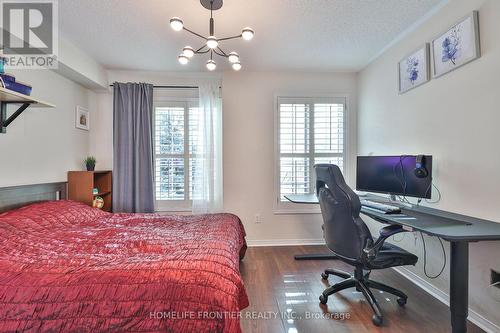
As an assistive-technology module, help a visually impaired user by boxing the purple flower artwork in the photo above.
[432,12,480,78]
[441,26,462,65]
[406,57,420,85]
[399,45,429,94]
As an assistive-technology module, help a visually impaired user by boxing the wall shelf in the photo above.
[0,87,55,134]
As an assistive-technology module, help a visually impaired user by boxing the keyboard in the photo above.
[360,200,401,214]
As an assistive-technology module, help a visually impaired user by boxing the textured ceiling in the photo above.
[59,0,444,72]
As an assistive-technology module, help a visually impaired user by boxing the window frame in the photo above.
[153,97,199,212]
[273,93,350,214]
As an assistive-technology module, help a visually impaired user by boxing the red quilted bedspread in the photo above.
[0,201,249,333]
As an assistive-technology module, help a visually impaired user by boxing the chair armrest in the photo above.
[379,224,405,238]
[363,225,407,262]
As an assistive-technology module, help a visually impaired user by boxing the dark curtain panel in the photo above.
[112,82,155,213]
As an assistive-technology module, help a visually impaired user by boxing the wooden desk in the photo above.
[285,193,500,333]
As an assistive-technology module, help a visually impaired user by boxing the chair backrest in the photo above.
[315,164,373,261]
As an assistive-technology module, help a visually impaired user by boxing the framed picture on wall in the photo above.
[398,44,430,94]
[431,11,480,78]
[75,106,90,131]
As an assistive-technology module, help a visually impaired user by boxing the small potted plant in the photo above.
[84,156,96,171]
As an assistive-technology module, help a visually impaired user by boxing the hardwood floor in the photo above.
[239,245,484,333]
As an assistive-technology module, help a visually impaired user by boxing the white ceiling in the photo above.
[59,0,444,72]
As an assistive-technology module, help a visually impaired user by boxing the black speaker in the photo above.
[414,155,429,178]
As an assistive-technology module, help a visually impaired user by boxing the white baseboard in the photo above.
[246,239,325,247]
[393,267,500,333]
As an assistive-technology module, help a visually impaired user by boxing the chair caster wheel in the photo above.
[397,297,407,306]
[372,315,383,326]
[321,272,329,280]
[319,294,328,304]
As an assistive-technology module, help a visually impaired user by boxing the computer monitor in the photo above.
[356,155,433,199]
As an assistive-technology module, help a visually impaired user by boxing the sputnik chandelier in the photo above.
[170,0,254,71]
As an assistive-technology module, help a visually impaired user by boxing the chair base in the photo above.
[319,267,408,326]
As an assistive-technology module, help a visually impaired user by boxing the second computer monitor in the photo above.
[356,155,432,199]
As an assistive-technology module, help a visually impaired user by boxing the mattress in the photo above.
[0,201,248,332]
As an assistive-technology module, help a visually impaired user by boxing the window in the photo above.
[275,96,347,211]
[154,100,201,211]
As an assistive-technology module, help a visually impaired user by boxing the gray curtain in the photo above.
[112,82,155,213]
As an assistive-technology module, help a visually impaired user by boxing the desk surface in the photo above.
[285,194,500,242]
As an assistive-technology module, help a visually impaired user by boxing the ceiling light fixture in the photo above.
[206,59,217,71]
[232,61,242,71]
[170,0,253,71]
[206,36,218,49]
[241,28,254,41]
[178,54,189,65]
[228,52,239,63]
[183,46,195,58]
[170,17,184,32]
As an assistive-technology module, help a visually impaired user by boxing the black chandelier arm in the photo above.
[213,49,227,58]
[216,46,228,56]
[196,49,211,54]
[195,45,210,54]
[213,47,229,58]
[182,27,207,40]
[217,34,243,42]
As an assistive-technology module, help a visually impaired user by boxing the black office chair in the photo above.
[315,164,418,326]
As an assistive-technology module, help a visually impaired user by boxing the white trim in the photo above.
[273,93,351,214]
[154,96,199,103]
[246,239,326,247]
[393,267,500,333]
[365,0,450,69]
[273,208,322,215]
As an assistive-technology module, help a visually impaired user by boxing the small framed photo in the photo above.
[75,106,89,131]
[398,44,430,94]
[431,11,480,78]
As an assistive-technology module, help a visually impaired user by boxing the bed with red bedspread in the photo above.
[0,200,248,333]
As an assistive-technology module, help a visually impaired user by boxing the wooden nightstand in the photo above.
[67,171,112,212]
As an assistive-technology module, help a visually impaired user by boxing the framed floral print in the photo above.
[431,11,480,78]
[398,44,430,94]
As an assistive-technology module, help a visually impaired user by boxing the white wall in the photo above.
[91,70,357,244]
[0,69,94,187]
[54,36,108,89]
[223,71,357,244]
[90,91,113,170]
[358,0,500,329]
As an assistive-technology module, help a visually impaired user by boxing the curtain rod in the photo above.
[109,84,199,89]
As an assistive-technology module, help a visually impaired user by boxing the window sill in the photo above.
[155,208,192,213]
[155,201,192,213]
